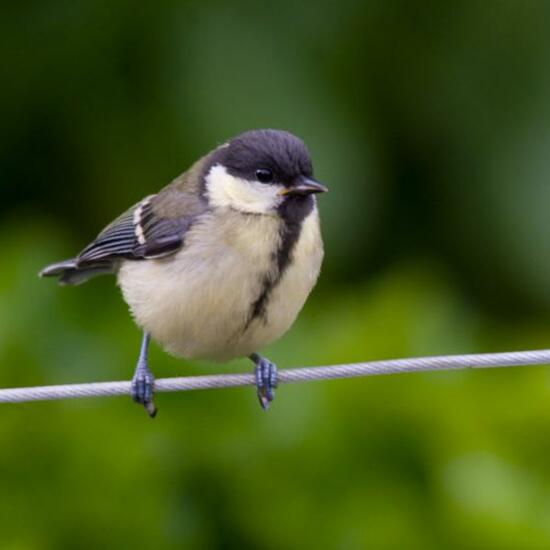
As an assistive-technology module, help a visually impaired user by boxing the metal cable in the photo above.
[0,349,549,404]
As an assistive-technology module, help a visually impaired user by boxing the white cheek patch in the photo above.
[206,164,283,214]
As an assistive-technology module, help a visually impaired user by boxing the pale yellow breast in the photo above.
[117,208,323,362]
[240,209,323,354]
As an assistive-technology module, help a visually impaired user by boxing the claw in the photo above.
[145,401,158,418]
[250,354,278,410]
[131,367,157,417]
[131,332,157,418]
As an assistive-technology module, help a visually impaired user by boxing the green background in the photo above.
[3,1,550,548]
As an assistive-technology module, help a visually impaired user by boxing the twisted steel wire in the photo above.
[0,349,548,404]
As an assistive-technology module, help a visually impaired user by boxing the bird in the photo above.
[40,129,327,417]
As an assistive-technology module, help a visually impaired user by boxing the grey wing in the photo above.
[41,158,210,285]
[78,195,195,265]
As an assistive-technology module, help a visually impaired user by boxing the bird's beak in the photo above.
[278,177,329,196]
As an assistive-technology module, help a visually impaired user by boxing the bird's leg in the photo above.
[249,353,278,410]
[131,332,157,418]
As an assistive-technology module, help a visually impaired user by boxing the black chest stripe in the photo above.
[245,196,315,329]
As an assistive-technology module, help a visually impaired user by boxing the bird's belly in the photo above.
[118,216,322,360]
[119,252,261,360]
[117,211,322,362]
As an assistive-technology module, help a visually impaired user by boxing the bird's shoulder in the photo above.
[77,156,211,265]
[151,154,210,218]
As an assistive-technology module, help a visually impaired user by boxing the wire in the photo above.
[0,349,549,404]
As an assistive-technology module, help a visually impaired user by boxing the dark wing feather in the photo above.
[78,208,138,262]
[40,154,211,285]
[78,192,205,266]
[77,155,210,267]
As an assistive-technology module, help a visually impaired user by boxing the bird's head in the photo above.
[204,129,328,215]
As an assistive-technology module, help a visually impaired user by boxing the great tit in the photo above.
[41,129,327,417]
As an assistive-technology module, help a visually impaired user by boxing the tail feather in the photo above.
[39,259,114,286]
[40,259,78,277]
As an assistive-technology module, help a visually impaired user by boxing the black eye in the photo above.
[255,169,274,184]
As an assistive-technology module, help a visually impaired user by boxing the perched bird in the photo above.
[40,129,327,417]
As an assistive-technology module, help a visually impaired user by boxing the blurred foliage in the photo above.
[3,1,550,548]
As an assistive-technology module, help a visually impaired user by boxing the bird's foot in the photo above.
[131,360,157,418]
[250,354,278,410]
